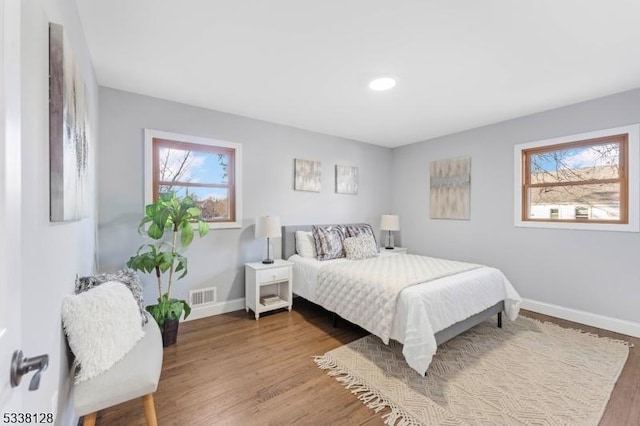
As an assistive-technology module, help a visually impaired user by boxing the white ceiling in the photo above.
[75,0,640,148]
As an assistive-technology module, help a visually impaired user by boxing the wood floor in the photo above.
[95,299,639,426]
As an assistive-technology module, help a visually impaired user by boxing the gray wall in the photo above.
[98,87,392,305]
[392,88,640,324]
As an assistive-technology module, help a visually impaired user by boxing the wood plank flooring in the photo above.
[95,299,639,426]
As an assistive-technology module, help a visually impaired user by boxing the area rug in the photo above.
[314,316,629,425]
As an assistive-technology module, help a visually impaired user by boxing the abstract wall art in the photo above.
[294,159,321,192]
[49,23,90,221]
[430,156,471,219]
[335,165,358,194]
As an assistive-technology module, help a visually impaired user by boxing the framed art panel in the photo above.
[294,159,321,192]
[430,156,471,219]
[49,23,90,221]
[335,165,358,194]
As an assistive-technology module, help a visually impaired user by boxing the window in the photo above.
[524,134,627,223]
[144,129,243,229]
[515,124,639,232]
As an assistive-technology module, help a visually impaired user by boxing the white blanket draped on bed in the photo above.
[316,254,482,344]
[310,254,521,375]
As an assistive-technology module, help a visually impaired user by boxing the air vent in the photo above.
[189,287,217,307]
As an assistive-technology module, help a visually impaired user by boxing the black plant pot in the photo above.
[161,319,179,347]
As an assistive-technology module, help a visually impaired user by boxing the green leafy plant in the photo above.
[127,193,209,327]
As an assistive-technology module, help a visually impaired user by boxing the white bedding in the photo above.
[316,254,485,346]
[289,254,521,374]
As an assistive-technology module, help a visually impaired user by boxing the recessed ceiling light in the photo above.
[368,76,396,91]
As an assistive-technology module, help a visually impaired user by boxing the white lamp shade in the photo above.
[380,215,400,231]
[255,216,281,238]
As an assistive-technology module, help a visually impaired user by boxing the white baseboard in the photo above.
[183,298,245,322]
[522,298,640,338]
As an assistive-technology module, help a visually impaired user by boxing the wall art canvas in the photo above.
[430,156,471,219]
[49,23,90,221]
[294,159,321,192]
[335,165,358,194]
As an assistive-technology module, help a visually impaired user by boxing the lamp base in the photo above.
[262,259,275,264]
[385,246,394,250]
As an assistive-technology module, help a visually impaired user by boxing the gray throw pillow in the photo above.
[312,225,346,260]
[345,224,378,247]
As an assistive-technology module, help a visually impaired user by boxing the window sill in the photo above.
[515,219,639,232]
[206,221,243,230]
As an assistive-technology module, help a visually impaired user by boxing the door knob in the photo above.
[10,350,49,391]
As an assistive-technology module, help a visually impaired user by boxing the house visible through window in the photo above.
[145,130,243,229]
[574,206,589,220]
[515,124,639,232]
[522,134,628,224]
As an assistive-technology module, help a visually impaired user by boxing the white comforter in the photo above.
[289,254,521,375]
[315,255,482,345]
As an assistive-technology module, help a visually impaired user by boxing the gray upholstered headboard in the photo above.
[281,223,371,259]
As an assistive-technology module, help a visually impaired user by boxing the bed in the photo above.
[282,223,522,375]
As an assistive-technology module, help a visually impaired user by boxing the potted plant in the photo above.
[127,193,209,346]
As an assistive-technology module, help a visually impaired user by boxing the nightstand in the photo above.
[245,259,293,320]
[379,247,408,256]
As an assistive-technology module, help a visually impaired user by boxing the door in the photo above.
[0,0,23,413]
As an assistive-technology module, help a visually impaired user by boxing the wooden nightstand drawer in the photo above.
[257,267,290,284]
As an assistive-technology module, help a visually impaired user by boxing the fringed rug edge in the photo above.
[313,353,423,426]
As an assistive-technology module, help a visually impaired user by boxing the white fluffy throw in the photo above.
[62,281,145,383]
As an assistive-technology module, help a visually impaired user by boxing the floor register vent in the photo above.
[190,287,217,307]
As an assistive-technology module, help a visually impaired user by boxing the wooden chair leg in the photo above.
[82,412,97,426]
[142,393,158,426]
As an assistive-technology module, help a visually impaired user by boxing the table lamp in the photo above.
[380,214,400,249]
[255,216,281,264]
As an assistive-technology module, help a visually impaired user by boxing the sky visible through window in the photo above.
[531,143,619,174]
[159,147,229,200]
[159,148,227,183]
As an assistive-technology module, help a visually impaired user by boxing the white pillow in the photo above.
[343,235,379,260]
[295,231,317,258]
[61,281,145,383]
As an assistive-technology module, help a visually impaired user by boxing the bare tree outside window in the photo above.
[153,138,236,223]
[522,135,628,224]
[158,148,196,188]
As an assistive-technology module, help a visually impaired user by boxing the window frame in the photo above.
[144,129,243,229]
[514,124,639,232]
[522,134,628,225]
